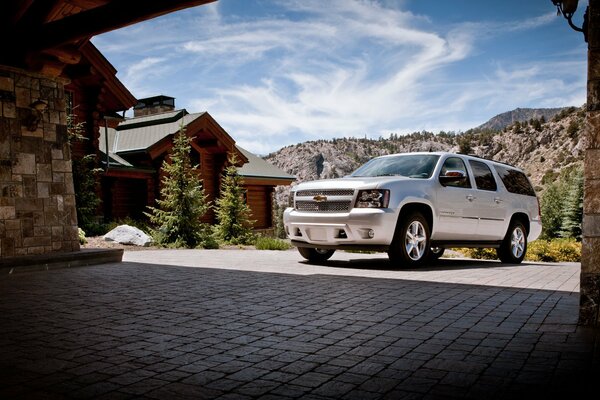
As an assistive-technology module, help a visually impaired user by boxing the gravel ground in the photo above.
[81,236,257,251]
[81,236,160,251]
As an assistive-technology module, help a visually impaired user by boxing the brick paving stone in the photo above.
[0,251,598,399]
[118,377,169,395]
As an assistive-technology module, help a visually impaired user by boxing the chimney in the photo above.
[133,95,176,117]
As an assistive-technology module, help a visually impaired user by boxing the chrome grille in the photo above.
[295,201,352,213]
[296,189,355,197]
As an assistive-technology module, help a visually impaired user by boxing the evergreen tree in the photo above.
[273,200,286,239]
[214,152,255,245]
[559,167,584,240]
[540,182,564,239]
[145,124,212,248]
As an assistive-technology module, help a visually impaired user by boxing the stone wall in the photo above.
[582,0,600,326]
[0,65,80,258]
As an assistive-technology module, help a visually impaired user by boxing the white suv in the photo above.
[284,152,542,266]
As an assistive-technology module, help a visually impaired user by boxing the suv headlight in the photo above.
[355,189,390,208]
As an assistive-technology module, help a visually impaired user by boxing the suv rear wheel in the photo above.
[298,247,335,263]
[388,211,430,267]
[497,220,527,264]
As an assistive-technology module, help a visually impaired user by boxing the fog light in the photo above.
[368,229,375,238]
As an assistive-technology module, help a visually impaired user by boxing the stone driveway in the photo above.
[0,250,598,399]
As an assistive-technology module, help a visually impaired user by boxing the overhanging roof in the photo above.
[1,0,217,73]
[236,146,295,182]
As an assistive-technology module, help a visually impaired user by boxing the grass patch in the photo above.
[254,236,293,250]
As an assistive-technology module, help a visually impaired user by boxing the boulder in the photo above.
[104,225,153,247]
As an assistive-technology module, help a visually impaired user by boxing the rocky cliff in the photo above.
[266,106,585,203]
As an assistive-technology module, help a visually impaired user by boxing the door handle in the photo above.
[466,195,476,202]
[494,197,503,204]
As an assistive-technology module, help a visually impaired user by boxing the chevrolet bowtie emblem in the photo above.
[313,195,328,202]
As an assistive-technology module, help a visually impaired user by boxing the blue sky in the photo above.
[92,0,588,155]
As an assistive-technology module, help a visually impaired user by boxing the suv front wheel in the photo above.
[298,247,335,263]
[497,220,527,264]
[388,211,430,267]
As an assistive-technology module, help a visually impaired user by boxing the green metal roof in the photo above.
[98,109,295,182]
[236,146,295,181]
[112,112,204,153]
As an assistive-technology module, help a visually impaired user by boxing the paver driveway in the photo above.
[0,250,597,399]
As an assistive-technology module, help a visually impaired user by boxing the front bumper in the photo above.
[283,207,398,247]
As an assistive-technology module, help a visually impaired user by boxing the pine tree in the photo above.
[273,200,286,239]
[559,167,584,240]
[214,152,255,245]
[145,124,212,248]
[540,182,565,239]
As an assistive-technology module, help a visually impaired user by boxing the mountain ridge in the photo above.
[265,105,585,203]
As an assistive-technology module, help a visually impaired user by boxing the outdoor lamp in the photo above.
[24,100,48,131]
[552,0,588,41]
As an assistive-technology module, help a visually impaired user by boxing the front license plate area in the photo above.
[307,228,327,241]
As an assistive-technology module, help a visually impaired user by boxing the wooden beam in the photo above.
[15,0,63,27]
[29,0,217,52]
[44,45,82,64]
[1,0,34,27]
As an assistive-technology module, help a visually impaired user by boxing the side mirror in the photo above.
[439,170,467,186]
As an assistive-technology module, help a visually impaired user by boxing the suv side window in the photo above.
[469,160,497,191]
[494,165,536,196]
[440,157,471,188]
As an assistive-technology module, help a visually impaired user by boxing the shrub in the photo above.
[458,239,581,263]
[527,239,581,262]
[255,236,292,250]
[78,228,87,245]
[459,248,497,260]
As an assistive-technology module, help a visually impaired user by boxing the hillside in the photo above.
[475,107,564,131]
[266,106,585,203]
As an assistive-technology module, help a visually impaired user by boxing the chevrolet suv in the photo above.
[284,152,542,266]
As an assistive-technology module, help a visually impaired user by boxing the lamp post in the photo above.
[552,0,589,41]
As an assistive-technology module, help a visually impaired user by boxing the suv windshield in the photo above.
[351,154,440,178]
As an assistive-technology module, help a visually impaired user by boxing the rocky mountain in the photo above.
[475,107,564,131]
[266,106,586,204]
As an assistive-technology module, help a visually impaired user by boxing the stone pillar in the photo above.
[582,0,600,325]
[0,65,80,258]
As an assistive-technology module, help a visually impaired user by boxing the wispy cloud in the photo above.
[94,0,586,154]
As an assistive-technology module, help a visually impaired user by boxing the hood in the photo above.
[292,176,412,191]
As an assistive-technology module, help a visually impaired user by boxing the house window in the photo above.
[190,149,201,169]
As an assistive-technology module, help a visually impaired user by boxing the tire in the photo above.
[388,211,430,267]
[497,220,527,264]
[428,247,445,261]
[298,247,335,263]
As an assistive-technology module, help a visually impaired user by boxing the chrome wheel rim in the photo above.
[405,221,427,261]
[510,227,525,258]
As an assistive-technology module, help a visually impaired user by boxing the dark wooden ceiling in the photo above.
[1,0,216,75]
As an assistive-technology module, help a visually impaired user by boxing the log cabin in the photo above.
[99,95,295,230]
[0,0,217,258]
